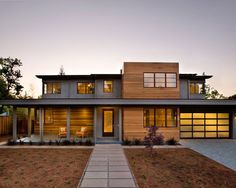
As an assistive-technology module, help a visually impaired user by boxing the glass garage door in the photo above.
[180,113,230,138]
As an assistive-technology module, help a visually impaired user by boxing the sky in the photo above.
[0,0,235,97]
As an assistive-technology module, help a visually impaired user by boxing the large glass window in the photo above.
[144,73,155,87]
[77,82,95,94]
[144,108,177,127]
[104,80,113,93]
[43,83,61,94]
[190,82,204,95]
[144,73,177,88]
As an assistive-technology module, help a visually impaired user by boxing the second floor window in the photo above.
[190,82,204,95]
[77,82,95,94]
[104,80,113,93]
[144,73,177,88]
[44,83,61,94]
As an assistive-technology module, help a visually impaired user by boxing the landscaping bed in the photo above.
[0,148,92,188]
[125,148,236,188]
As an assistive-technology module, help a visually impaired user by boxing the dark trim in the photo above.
[102,109,114,137]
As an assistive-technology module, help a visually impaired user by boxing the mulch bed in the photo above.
[0,149,92,188]
[125,148,236,188]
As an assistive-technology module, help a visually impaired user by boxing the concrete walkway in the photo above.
[78,144,137,188]
[180,139,236,171]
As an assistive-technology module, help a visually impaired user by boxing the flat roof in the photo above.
[179,74,212,80]
[1,99,236,107]
[36,74,122,80]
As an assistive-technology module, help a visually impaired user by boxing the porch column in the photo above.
[13,106,17,141]
[39,108,44,142]
[93,107,97,144]
[28,108,32,137]
[66,107,70,140]
[119,107,122,142]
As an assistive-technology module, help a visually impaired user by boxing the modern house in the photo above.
[1,62,236,143]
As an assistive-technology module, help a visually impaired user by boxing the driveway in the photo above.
[180,139,236,171]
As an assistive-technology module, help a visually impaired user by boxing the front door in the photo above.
[103,109,114,137]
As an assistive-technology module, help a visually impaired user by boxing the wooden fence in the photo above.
[0,116,12,135]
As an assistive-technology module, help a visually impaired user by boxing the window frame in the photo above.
[143,72,177,88]
[143,107,177,128]
[103,80,113,93]
[43,82,61,94]
[77,82,95,94]
[189,81,205,95]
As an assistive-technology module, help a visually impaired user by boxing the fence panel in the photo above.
[0,116,12,135]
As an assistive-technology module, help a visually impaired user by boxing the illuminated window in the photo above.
[43,83,61,94]
[144,73,177,88]
[104,80,113,93]
[190,82,204,95]
[44,108,53,124]
[77,83,95,94]
[144,108,177,127]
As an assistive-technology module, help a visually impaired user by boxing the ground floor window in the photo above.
[144,108,177,127]
[180,112,230,138]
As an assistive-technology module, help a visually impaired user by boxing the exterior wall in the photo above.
[123,107,180,141]
[122,63,180,99]
[95,79,121,98]
[96,107,120,139]
[42,79,121,99]
[180,79,189,99]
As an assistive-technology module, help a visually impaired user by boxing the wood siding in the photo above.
[0,116,12,135]
[34,107,93,136]
[123,107,180,141]
[122,62,180,99]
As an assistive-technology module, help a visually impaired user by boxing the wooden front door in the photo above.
[103,109,114,137]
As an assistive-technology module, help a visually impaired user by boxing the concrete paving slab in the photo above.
[84,172,108,179]
[109,179,136,187]
[89,161,108,166]
[109,161,128,166]
[109,165,130,172]
[87,165,108,172]
[109,172,133,179]
[80,179,108,187]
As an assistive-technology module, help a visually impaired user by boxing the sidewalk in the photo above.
[78,144,137,188]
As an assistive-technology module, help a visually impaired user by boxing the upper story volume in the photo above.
[36,62,212,99]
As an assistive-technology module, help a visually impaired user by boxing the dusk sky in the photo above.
[0,0,235,97]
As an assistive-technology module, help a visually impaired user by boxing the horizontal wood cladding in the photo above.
[34,107,93,136]
[123,107,179,141]
[122,62,180,99]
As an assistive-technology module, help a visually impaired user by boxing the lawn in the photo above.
[0,149,92,188]
[125,148,236,188]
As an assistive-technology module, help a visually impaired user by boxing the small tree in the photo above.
[144,126,164,156]
[205,84,226,99]
[228,94,236,100]
[0,57,24,97]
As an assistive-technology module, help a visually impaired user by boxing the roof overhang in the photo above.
[1,99,236,107]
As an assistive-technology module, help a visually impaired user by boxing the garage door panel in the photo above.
[180,113,230,139]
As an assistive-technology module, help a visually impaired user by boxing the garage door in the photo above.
[180,113,230,138]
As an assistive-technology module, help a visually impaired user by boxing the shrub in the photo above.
[166,138,178,145]
[55,140,60,145]
[85,139,93,146]
[48,140,53,145]
[29,140,33,145]
[62,140,71,145]
[38,141,45,145]
[7,139,15,145]
[133,138,142,145]
[19,140,24,145]
[123,138,131,145]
